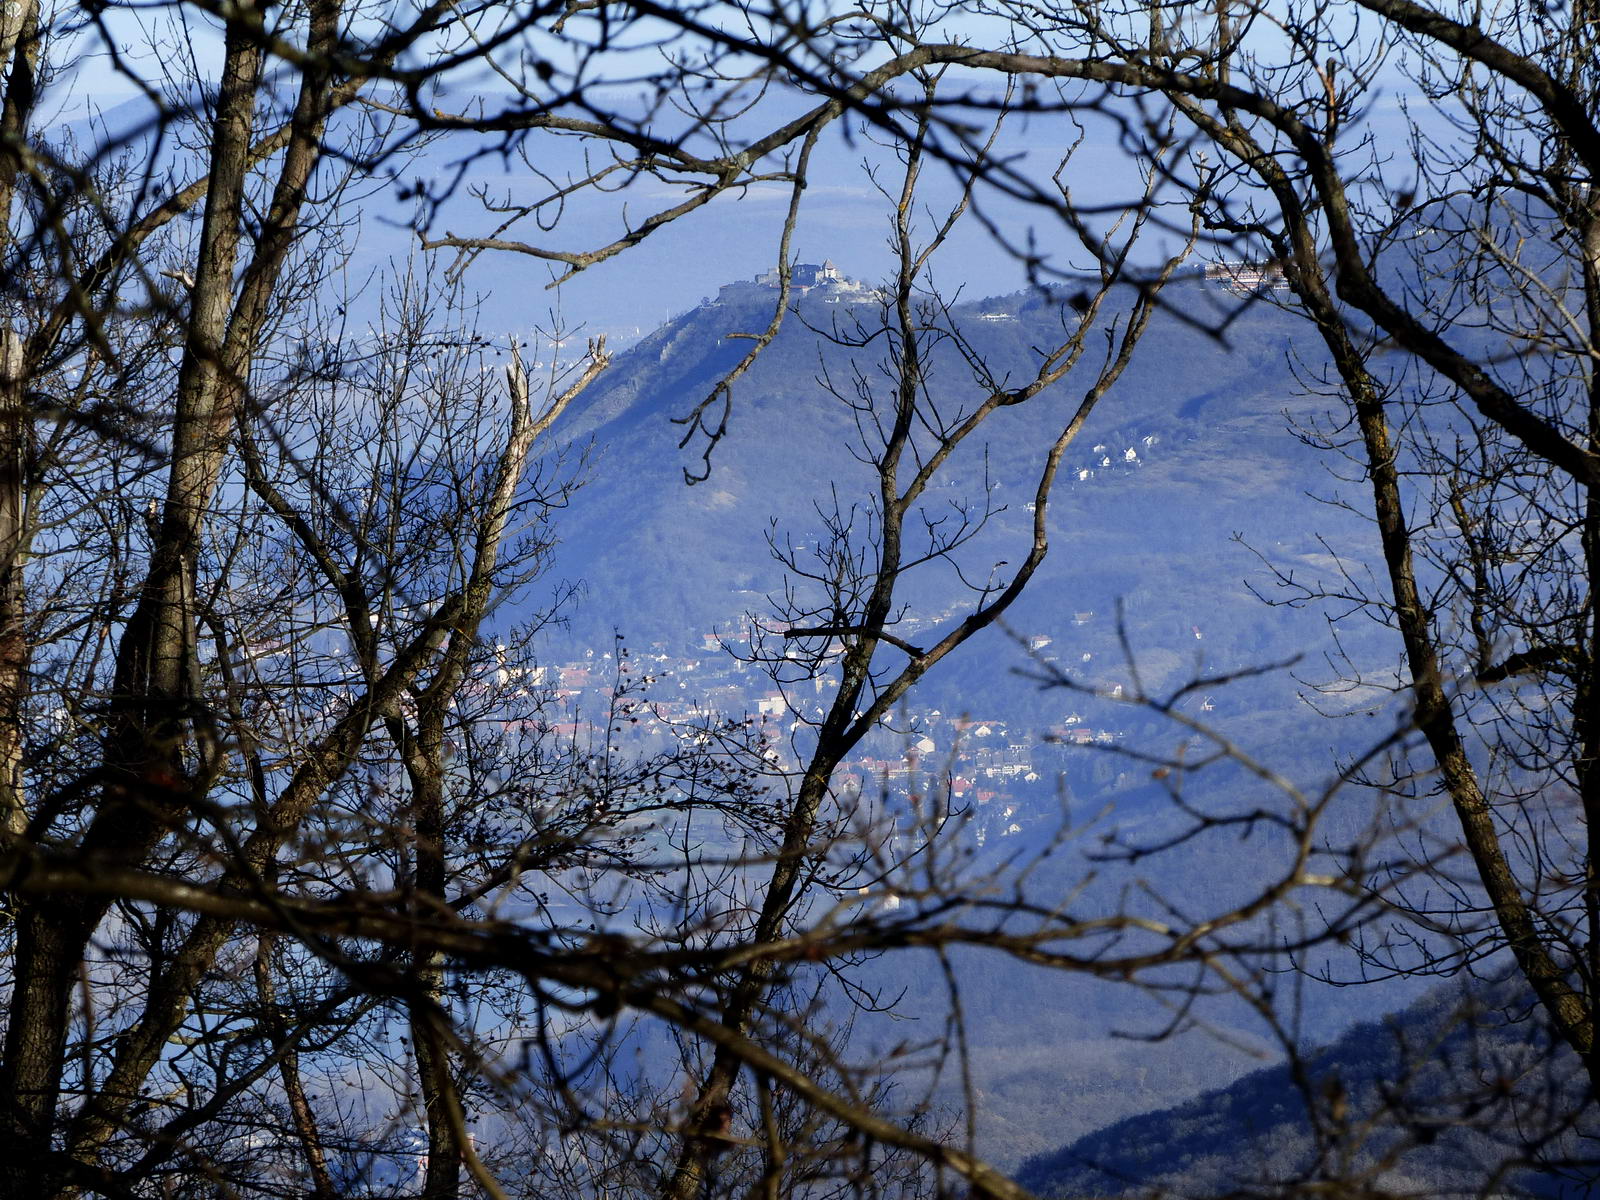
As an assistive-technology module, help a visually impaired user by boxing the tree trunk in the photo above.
[0,22,264,1189]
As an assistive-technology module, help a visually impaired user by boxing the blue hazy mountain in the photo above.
[544,272,1383,686]
[529,273,1439,1169]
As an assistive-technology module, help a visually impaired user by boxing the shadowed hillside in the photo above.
[1017,982,1597,1198]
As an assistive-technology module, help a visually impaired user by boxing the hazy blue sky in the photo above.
[57,5,1428,348]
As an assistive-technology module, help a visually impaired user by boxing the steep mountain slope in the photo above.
[543,278,1385,696]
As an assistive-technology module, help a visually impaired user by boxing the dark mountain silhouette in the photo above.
[1016,980,1597,1198]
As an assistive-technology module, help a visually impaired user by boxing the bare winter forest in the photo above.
[1,1,1600,1197]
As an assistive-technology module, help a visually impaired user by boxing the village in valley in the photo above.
[512,601,1149,852]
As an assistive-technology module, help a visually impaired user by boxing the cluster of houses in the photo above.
[1070,435,1161,484]
[485,589,1150,850]
[1203,259,1291,293]
[511,644,1069,829]
[256,596,1138,856]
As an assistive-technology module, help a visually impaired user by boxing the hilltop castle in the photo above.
[716,260,876,304]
